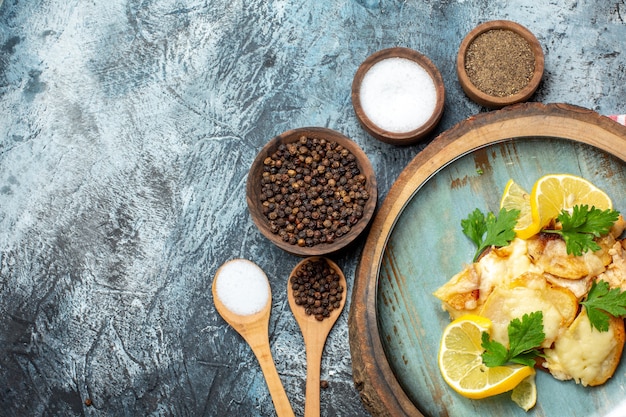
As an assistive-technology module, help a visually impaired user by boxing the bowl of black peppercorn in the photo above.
[246,127,377,257]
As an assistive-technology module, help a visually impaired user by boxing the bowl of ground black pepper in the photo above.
[246,127,377,257]
[457,20,544,108]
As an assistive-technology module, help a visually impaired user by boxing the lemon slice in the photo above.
[500,179,541,239]
[511,374,537,411]
[438,315,535,400]
[530,174,612,230]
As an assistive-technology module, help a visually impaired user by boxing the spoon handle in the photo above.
[303,338,325,417]
[247,334,296,417]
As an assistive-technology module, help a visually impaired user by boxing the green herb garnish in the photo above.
[581,280,626,332]
[542,205,620,256]
[481,311,545,368]
[461,207,519,262]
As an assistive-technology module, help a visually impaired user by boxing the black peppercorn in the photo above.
[259,135,369,247]
[290,258,344,321]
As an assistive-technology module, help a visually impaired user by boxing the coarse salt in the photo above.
[214,259,270,316]
[359,57,437,133]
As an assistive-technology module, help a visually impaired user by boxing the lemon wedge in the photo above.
[500,179,541,239]
[511,373,537,411]
[530,173,612,230]
[438,315,535,399]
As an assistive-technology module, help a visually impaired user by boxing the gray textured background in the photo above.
[1,1,625,416]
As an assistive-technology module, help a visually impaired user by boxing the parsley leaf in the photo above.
[581,280,626,332]
[481,311,545,368]
[543,205,620,256]
[461,208,488,248]
[461,208,519,262]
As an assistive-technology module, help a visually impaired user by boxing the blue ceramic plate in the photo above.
[350,104,626,417]
[378,136,626,416]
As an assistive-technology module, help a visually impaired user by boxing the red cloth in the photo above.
[609,114,626,125]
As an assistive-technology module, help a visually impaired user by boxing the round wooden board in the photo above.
[348,102,626,417]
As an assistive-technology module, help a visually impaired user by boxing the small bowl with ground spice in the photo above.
[457,20,544,108]
[352,47,445,145]
[246,127,377,257]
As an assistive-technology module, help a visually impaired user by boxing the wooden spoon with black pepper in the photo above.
[287,256,347,417]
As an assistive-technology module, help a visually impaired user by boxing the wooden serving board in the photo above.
[348,103,626,417]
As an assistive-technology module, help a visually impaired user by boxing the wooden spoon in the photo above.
[212,260,295,417]
[287,257,347,417]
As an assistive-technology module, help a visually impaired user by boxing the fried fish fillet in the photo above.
[479,272,578,348]
[543,308,625,386]
[526,215,625,281]
[543,273,593,300]
[434,220,626,387]
[526,233,614,280]
[433,238,532,317]
[596,241,626,291]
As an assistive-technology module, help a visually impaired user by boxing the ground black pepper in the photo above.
[464,29,535,97]
[290,258,344,321]
[260,135,369,247]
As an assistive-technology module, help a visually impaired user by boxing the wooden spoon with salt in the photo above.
[212,259,295,417]
[287,257,347,417]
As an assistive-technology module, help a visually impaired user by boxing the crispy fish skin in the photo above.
[432,263,480,315]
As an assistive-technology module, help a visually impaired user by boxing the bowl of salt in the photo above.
[351,47,445,145]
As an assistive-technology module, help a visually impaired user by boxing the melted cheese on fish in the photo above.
[476,238,535,302]
[433,238,532,316]
[434,216,626,388]
[544,310,623,386]
[479,273,577,348]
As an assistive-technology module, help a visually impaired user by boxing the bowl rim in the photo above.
[351,47,445,145]
[246,126,378,257]
[456,20,545,108]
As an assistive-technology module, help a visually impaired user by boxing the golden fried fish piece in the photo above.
[543,273,593,300]
[526,233,615,280]
[433,238,532,318]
